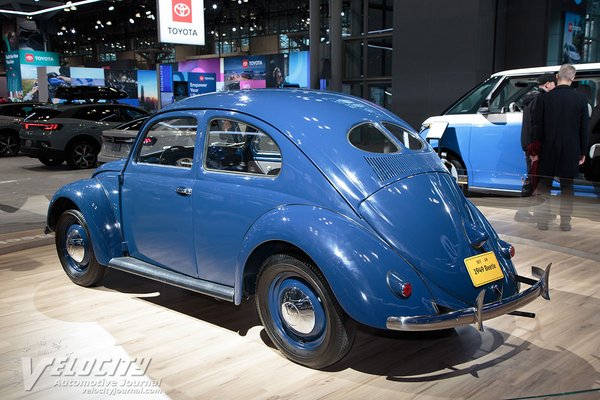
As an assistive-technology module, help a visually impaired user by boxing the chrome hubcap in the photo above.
[280,286,316,334]
[66,226,86,263]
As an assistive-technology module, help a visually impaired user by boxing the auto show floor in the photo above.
[1,195,599,400]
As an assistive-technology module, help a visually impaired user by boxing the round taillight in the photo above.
[401,282,412,298]
[509,245,515,258]
[387,270,412,299]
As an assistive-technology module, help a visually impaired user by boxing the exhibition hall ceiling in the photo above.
[1,0,313,57]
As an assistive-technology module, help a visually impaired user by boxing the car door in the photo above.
[192,111,285,286]
[467,75,534,192]
[121,111,201,277]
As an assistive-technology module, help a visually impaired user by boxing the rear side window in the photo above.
[74,107,119,122]
[348,123,399,153]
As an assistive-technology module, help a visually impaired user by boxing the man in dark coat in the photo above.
[533,64,589,231]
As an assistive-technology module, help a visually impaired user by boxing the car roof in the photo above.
[162,89,430,201]
[165,88,410,141]
[491,62,600,77]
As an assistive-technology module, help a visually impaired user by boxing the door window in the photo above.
[488,77,537,113]
[205,118,282,176]
[136,117,197,168]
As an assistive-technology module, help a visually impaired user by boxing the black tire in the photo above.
[55,210,105,287]
[256,254,356,369]
[66,140,98,169]
[0,131,19,157]
[39,157,64,167]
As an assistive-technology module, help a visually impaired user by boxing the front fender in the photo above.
[47,175,123,266]
[238,205,437,329]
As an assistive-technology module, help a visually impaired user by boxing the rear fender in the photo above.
[238,205,437,329]
[47,176,123,265]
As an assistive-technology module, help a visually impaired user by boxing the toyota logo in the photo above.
[25,54,34,62]
[173,3,190,17]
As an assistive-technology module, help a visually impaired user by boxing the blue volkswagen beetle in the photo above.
[46,90,551,369]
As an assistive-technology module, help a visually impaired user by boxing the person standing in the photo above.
[533,64,589,231]
[514,73,557,222]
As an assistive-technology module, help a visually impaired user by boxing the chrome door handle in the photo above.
[175,187,192,196]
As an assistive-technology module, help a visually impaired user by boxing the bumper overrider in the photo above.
[387,264,551,332]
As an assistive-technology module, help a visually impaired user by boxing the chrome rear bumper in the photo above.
[386,264,551,332]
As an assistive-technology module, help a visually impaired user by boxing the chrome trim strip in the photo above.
[109,256,235,302]
[386,264,551,331]
[468,186,523,195]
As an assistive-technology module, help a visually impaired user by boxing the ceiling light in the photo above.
[106,21,112,25]
[129,18,134,23]
[108,6,114,11]
[1,0,102,16]
[135,13,140,17]
[146,10,151,15]
[212,4,217,9]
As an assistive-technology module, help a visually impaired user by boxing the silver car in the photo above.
[98,117,147,163]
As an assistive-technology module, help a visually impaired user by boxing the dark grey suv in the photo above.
[0,102,42,157]
[20,103,149,169]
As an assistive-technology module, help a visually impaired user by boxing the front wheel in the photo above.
[55,210,105,287]
[256,254,356,369]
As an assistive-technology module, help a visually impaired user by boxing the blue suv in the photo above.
[421,63,600,195]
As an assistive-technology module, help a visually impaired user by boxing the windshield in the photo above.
[445,76,501,115]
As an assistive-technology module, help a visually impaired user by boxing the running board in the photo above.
[108,257,234,302]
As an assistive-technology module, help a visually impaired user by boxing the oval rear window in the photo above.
[348,123,399,153]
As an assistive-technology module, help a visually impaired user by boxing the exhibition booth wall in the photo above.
[3,50,310,112]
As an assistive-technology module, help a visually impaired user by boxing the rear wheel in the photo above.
[256,254,356,369]
[39,157,64,167]
[0,131,19,156]
[66,140,97,169]
[55,210,105,287]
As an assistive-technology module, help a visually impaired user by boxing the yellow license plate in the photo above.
[464,251,504,287]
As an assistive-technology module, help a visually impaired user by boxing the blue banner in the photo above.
[188,72,216,95]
